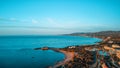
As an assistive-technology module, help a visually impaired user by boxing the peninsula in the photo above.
[35,31,120,68]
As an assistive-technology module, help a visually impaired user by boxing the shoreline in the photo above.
[53,50,75,68]
[34,47,75,68]
[34,31,120,68]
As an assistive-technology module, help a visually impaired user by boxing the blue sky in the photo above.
[0,0,120,35]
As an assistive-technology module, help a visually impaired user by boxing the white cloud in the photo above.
[9,18,16,21]
[31,19,38,23]
[46,18,54,23]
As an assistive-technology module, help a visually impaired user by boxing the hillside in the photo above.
[66,31,120,42]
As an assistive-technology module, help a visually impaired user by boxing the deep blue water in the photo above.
[0,35,101,68]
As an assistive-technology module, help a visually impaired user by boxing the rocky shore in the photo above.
[34,31,120,68]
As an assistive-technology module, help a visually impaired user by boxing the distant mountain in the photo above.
[66,31,120,39]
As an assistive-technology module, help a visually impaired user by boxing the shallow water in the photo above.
[0,35,101,68]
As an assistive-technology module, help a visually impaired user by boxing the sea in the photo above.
[0,35,101,68]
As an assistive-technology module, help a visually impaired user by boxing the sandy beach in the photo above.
[53,50,75,68]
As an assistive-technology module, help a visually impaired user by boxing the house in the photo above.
[112,44,120,48]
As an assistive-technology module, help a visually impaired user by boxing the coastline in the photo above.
[53,50,75,68]
[34,31,120,68]
[34,47,75,68]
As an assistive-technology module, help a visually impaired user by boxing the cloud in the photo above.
[0,17,36,23]
[46,18,54,23]
[9,18,16,21]
[31,19,38,23]
[0,17,109,32]
[0,17,23,23]
[0,17,12,22]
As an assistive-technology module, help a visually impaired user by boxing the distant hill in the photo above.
[66,31,120,40]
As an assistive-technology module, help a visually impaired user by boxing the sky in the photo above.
[0,0,120,35]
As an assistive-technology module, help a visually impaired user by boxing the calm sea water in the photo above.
[0,35,101,68]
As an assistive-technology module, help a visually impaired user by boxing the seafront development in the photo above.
[35,31,120,68]
[0,0,120,68]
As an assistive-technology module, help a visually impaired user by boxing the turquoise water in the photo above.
[0,35,101,68]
